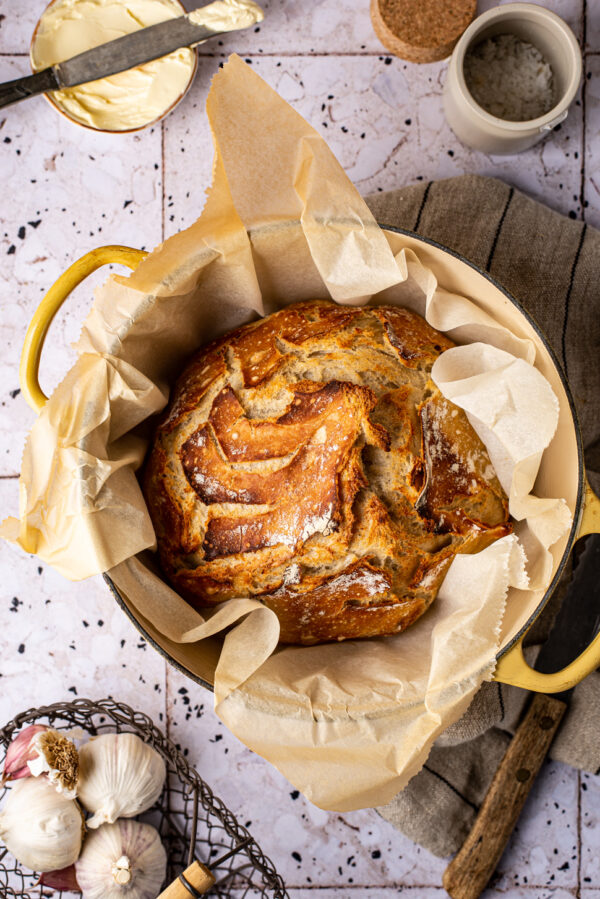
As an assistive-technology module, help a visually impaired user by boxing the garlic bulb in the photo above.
[0,776,84,871]
[75,820,167,899]
[77,733,166,828]
[3,725,79,797]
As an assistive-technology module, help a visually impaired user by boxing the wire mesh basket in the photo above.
[0,698,288,898]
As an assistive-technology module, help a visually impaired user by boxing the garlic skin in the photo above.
[3,724,48,781]
[77,733,166,828]
[0,777,84,871]
[39,864,81,892]
[75,820,167,899]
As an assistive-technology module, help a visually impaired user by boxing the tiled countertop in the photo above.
[1,1,598,896]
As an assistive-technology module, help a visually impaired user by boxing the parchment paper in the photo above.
[1,55,571,810]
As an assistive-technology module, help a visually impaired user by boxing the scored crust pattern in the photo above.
[143,301,511,645]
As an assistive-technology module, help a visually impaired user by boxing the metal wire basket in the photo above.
[0,698,288,898]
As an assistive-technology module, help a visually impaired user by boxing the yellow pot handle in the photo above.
[19,245,147,414]
[494,477,600,692]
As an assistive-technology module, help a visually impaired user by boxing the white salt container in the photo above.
[443,2,582,155]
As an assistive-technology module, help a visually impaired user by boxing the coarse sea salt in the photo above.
[464,33,555,122]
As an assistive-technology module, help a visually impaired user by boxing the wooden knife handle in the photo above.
[442,692,567,899]
[157,861,215,898]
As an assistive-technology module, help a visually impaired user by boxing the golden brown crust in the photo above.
[143,300,511,645]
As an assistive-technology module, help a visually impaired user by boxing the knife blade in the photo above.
[0,4,250,110]
[443,532,600,899]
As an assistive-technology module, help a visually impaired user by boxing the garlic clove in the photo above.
[75,820,167,899]
[77,733,165,829]
[3,724,48,782]
[111,855,132,885]
[0,776,85,872]
[27,729,79,798]
[39,864,81,892]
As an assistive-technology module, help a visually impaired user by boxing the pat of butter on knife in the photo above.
[189,0,264,31]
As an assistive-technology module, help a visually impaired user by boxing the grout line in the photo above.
[284,887,445,892]
[195,50,395,57]
[581,0,588,223]
[0,474,19,480]
[159,115,170,749]
[283,885,582,892]
[195,49,600,58]
[0,50,391,58]
[165,656,171,743]
[161,118,166,245]
[0,49,599,59]
[577,770,582,899]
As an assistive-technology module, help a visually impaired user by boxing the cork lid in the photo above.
[370,0,477,64]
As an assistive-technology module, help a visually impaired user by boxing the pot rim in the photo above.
[107,222,585,693]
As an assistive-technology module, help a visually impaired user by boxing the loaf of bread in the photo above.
[143,301,511,644]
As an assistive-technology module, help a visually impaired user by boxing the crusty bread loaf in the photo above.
[143,301,510,644]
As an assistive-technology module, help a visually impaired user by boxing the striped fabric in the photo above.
[365,175,600,858]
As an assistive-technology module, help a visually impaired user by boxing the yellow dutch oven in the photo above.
[19,230,600,695]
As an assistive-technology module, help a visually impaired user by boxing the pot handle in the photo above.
[19,245,147,413]
[494,477,600,692]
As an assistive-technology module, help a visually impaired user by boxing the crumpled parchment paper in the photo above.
[1,55,572,810]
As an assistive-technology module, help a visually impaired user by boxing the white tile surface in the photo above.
[482,891,578,899]
[0,479,167,725]
[493,762,579,890]
[0,54,164,475]
[581,771,600,887]
[0,6,40,54]
[585,4,600,53]
[188,0,382,55]
[0,0,598,895]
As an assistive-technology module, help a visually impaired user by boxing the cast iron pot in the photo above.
[19,225,600,695]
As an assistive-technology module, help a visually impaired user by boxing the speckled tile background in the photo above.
[0,0,599,896]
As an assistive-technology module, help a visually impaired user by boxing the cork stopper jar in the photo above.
[370,0,476,64]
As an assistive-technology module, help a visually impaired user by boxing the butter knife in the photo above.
[0,4,257,109]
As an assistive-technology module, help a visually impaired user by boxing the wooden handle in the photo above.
[157,861,216,898]
[442,692,567,899]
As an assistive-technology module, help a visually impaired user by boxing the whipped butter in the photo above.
[31,0,197,131]
[189,0,264,32]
